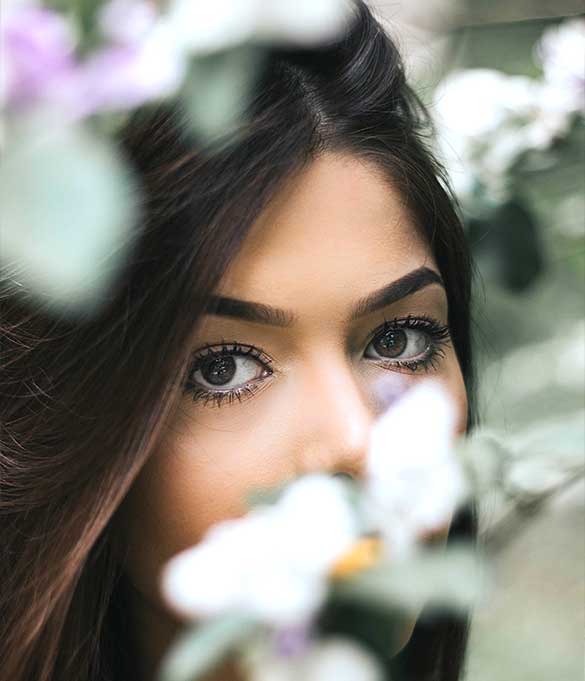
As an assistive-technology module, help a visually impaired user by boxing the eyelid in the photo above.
[191,340,274,369]
[361,314,451,370]
[363,314,448,346]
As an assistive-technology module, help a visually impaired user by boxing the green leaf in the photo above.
[0,113,138,318]
[182,45,264,142]
[504,410,585,500]
[158,614,259,681]
[332,545,485,614]
[457,430,511,495]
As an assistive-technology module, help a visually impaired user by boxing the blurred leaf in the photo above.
[43,0,102,53]
[332,545,485,614]
[158,614,259,681]
[0,113,138,317]
[458,431,511,496]
[182,45,264,142]
[505,410,585,500]
[510,410,585,466]
[75,0,103,52]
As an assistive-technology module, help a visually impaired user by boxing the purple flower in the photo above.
[78,1,184,115]
[1,1,183,118]
[75,36,184,117]
[1,5,77,108]
[272,621,315,658]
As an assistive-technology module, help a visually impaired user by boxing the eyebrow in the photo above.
[205,266,443,327]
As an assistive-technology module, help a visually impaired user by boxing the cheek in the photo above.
[121,399,296,605]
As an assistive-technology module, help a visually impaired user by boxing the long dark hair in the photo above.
[0,3,475,680]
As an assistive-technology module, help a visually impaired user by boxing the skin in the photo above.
[121,152,468,681]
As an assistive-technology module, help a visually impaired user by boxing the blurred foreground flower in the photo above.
[1,0,353,118]
[242,636,384,681]
[166,0,352,54]
[0,4,78,110]
[162,474,359,626]
[0,0,353,316]
[365,381,467,559]
[158,382,479,681]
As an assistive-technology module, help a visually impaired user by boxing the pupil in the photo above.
[374,329,407,358]
[202,355,236,386]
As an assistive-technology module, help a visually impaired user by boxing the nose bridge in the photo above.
[296,351,375,478]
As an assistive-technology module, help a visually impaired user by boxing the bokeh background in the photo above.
[373,1,584,679]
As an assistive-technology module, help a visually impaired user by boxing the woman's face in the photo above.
[122,152,468,667]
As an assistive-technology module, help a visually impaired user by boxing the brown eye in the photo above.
[183,342,276,407]
[190,352,269,391]
[372,329,408,358]
[200,355,237,386]
[365,327,430,362]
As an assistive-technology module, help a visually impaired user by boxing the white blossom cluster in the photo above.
[433,18,585,207]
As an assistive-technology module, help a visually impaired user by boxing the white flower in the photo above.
[254,0,353,46]
[165,0,352,55]
[364,381,467,560]
[433,62,583,204]
[522,80,577,148]
[433,69,541,203]
[98,0,158,45]
[75,21,186,116]
[243,636,384,681]
[434,69,538,141]
[161,474,358,626]
[163,0,258,54]
[535,17,585,111]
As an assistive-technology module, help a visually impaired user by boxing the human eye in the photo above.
[183,341,274,408]
[363,315,451,373]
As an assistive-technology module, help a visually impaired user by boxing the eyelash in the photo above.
[366,314,451,373]
[183,342,273,409]
[183,316,451,408]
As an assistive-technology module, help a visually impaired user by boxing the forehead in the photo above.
[218,153,435,308]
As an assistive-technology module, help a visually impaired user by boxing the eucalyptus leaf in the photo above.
[457,430,511,496]
[332,546,485,614]
[508,410,585,469]
[0,113,138,317]
[504,410,585,500]
[460,414,585,505]
[74,0,103,53]
[158,614,259,681]
[182,45,264,142]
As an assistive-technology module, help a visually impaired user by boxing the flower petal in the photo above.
[365,381,467,558]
